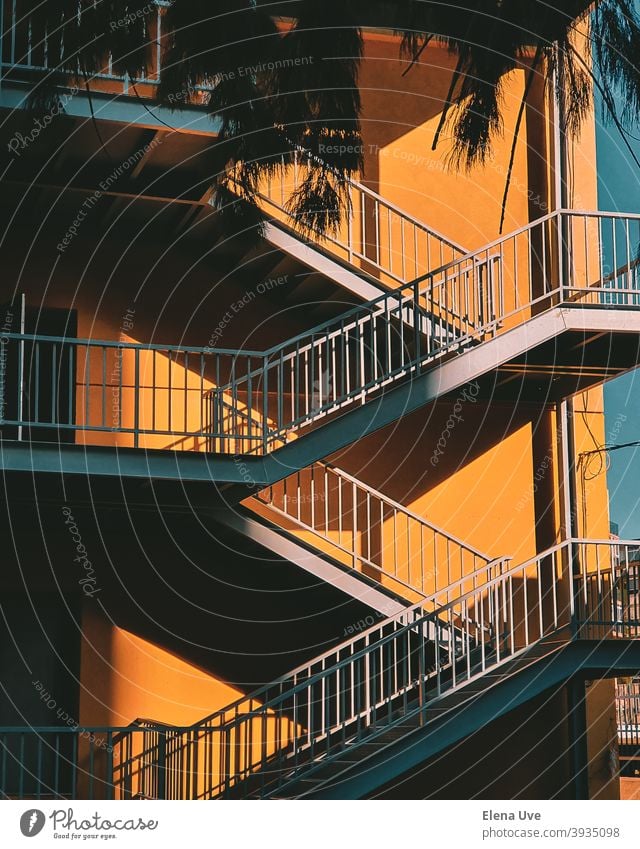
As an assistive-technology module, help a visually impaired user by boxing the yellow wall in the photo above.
[620,778,640,799]
[359,36,538,249]
[79,604,243,727]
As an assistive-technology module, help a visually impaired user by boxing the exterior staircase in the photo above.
[2,206,640,489]
[236,459,496,606]
[103,537,639,800]
[2,0,640,806]
[205,209,640,464]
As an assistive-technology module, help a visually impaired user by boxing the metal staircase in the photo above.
[242,459,495,604]
[4,537,637,800]
[2,1,640,806]
[2,211,640,478]
[252,149,466,294]
[205,208,640,458]
[102,537,639,800]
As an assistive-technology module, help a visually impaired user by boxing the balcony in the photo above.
[0,1,216,133]
[617,679,640,759]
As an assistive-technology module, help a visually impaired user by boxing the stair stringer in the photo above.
[279,638,640,800]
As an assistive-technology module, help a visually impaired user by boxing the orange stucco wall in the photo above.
[620,778,640,799]
[2,24,616,794]
[79,604,243,727]
[359,35,538,249]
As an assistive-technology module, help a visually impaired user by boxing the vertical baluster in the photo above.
[133,347,140,447]
[374,200,380,268]
[347,184,354,262]
[387,207,393,277]
[338,474,343,547]
[508,574,515,654]
[360,190,366,262]
[99,345,106,427]
[84,345,91,434]
[34,342,40,424]
[352,481,358,570]
[625,218,632,305]
[364,634,371,726]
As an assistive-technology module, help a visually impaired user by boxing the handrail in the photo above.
[252,207,640,358]
[206,208,640,454]
[183,540,640,798]
[312,460,490,560]
[254,149,466,290]
[217,539,638,797]
[11,539,638,800]
[415,208,640,283]
[193,554,512,730]
[0,331,264,358]
[251,458,494,600]
[4,211,640,455]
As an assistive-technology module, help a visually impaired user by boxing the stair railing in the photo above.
[206,209,640,455]
[255,150,466,289]
[116,552,510,801]
[252,459,493,601]
[119,538,636,800]
[4,214,640,455]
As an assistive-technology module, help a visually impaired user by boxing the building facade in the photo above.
[0,5,639,800]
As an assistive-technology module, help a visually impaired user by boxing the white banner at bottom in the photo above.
[0,800,638,848]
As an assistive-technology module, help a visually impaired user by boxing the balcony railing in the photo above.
[0,333,263,452]
[0,0,213,101]
[616,679,640,754]
[2,211,640,456]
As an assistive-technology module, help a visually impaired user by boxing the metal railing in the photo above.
[252,460,494,602]
[3,211,640,455]
[426,209,640,331]
[0,332,268,452]
[256,150,466,290]
[0,1,214,101]
[107,538,640,800]
[3,540,637,800]
[207,209,640,454]
[0,725,144,799]
[616,678,640,754]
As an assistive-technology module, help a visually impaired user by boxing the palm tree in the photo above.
[10,0,640,233]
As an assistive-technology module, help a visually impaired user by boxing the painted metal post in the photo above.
[262,354,269,453]
[17,293,25,441]
[552,44,569,301]
[133,347,140,448]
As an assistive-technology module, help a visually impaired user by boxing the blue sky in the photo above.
[596,99,640,538]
